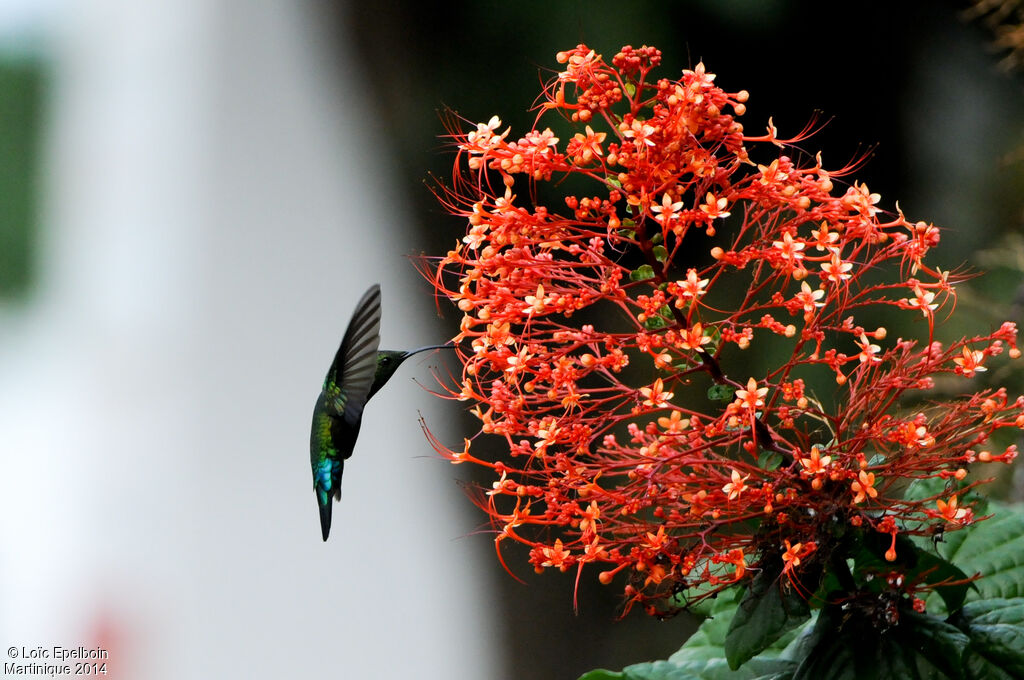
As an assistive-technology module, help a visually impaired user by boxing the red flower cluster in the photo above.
[422,44,1023,613]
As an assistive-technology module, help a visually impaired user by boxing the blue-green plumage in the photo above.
[310,284,449,541]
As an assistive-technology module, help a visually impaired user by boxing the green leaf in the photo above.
[631,265,656,282]
[938,503,1024,603]
[792,603,964,680]
[707,384,735,402]
[578,671,627,680]
[609,658,796,680]
[903,476,950,503]
[959,598,1024,679]
[790,604,861,680]
[898,610,968,679]
[666,592,798,679]
[670,594,739,664]
[758,451,783,471]
[653,245,668,262]
[651,232,664,245]
[578,594,810,680]
[915,549,972,615]
[644,304,673,330]
[725,567,811,669]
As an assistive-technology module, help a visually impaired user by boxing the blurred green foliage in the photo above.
[0,56,44,300]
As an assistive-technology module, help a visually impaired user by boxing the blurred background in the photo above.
[0,1,1020,679]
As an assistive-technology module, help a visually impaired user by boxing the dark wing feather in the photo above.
[326,284,382,426]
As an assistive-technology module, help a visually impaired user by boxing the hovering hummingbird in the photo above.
[311,283,450,541]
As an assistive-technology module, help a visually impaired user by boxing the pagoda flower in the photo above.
[569,125,606,163]
[781,539,804,571]
[798,446,832,490]
[722,469,750,500]
[718,549,747,580]
[539,539,572,571]
[679,323,711,352]
[935,495,972,525]
[651,193,684,227]
[794,280,825,316]
[820,249,853,283]
[757,158,788,185]
[699,192,730,220]
[639,377,673,408]
[811,221,840,250]
[522,284,549,315]
[672,269,709,305]
[843,181,882,217]
[850,470,879,504]
[772,232,805,265]
[953,347,987,377]
[657,409,690,433]
[734,378,767,411]
[621,118,657,148]
[902,285,938,316]
[464,114,508,149]
[856,333,882,364]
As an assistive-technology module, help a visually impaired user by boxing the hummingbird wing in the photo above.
[326,283,382,427]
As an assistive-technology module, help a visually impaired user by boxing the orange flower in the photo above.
[734,378,768,410]
[953,347,987,377]
[722,469,750,500]
[820,249,853,283]
[657,410,690,433]
[781,539,803,572]
[856,333,882,364]
[540,539,572,571]
[699,192,731,220]
[673,269,709,304]
[639,378,674,408]
[798,446,832,490]
[902,285,938,316]
[936,495,971,525]
[850,470,878,504]
[679,323,711,352]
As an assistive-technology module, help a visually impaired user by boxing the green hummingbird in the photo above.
[311,283,450,541]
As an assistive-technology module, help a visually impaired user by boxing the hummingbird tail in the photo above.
[319,501,333,541]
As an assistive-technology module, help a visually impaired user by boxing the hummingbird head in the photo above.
[370,350,408,394]
[368,344,455,399]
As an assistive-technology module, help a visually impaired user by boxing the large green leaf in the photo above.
[792,603,967,680]
[938,503,1024,603]
[958,598,1024,679]
[577,594,806,680]
[577,658,797,680]
[725,567,810,669]
[898,610,969,679]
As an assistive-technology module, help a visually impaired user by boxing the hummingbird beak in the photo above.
[404,342,457,359]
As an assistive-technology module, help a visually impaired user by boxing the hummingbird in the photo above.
[310,283,450,541]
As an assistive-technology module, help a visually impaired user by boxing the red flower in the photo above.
[421,43,1024,614]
